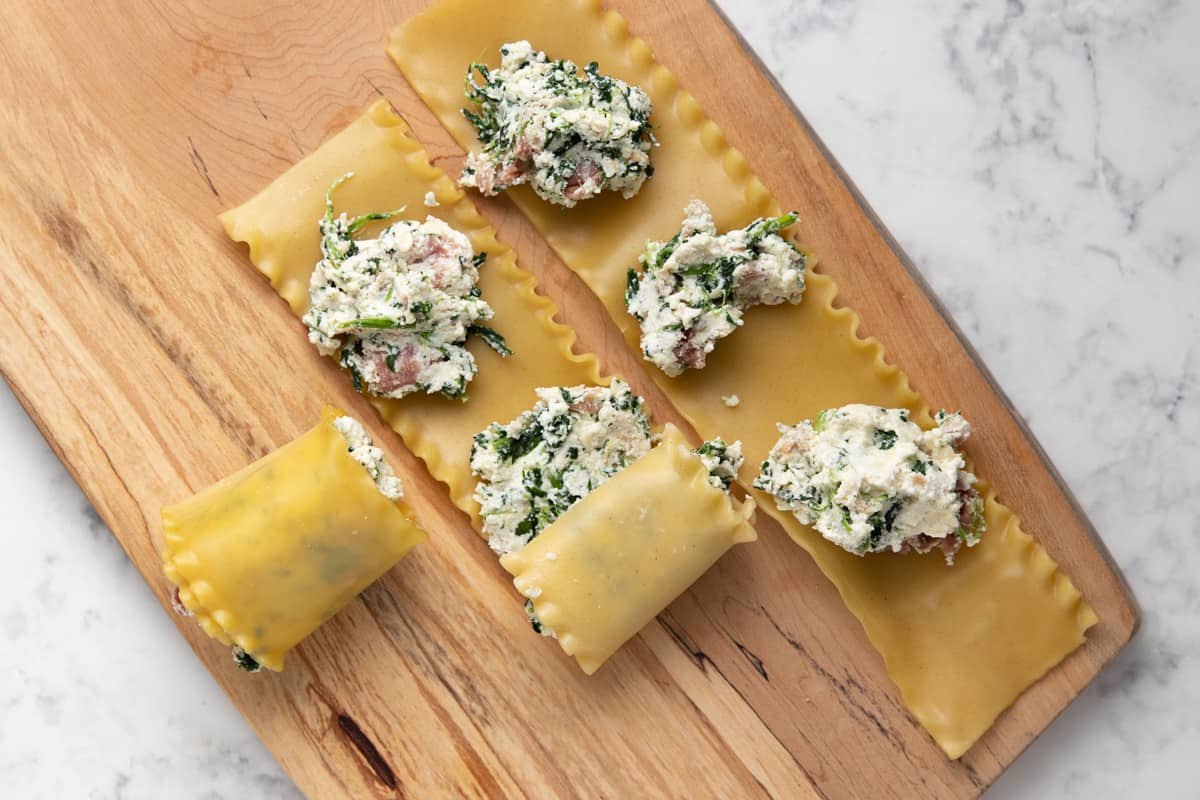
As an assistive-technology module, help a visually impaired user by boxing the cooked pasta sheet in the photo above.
[391,0,1097,756]
[501,425,756,674]
[162,407,426,671]
[220,101,603,521]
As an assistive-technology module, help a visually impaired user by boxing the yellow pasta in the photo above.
[220,101,604,521]
[501,425,756,674]
[162,407,426,671]
[390,0,1097,756]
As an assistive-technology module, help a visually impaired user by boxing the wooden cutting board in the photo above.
[0,1,1137,797]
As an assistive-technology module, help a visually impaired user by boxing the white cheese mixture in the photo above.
[694,437,743,491]
[753,405,985,563]
[423,191,439,207]
[471,381,744,638]
[722,394,741,408]
[459,40,655,207]
[332,415,404,500]
[302,174,509,400]
[625,200,807,377]
[470,380,654,555]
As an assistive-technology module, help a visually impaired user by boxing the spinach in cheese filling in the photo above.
[302,174,510,401]
[459,40,655,207]
[694,437,743,491]
[754,405,985,564]
[625,199,807,377]
[471,381,745,637]
[470,381,654,555]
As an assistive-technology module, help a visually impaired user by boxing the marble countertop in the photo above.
[2,1,1196,797]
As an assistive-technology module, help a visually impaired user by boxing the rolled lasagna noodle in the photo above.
[220,101,603,522]
[391,0,1097,756]
[501,425,756,674]
[162,407,426,671]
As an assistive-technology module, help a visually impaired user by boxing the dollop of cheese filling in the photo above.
[470,380,654,556]
[302,174,510,400]
[332,415,405,501]
[471,381,745,638]
[694,437,744,491]
[459,40,655,207]
[754,405,985,563]
[625,200,807,377]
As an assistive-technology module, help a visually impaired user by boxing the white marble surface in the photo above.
[2,0,1196,797]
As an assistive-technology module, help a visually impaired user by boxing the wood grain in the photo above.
[0,1,1136,798]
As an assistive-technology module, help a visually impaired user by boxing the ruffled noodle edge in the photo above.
[162,519,282,670]
[221,207,304,316]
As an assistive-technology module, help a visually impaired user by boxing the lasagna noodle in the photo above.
[219,101,603,521]
[500,425,756,674]
[161,407,426,671]
[390,0,1097,757]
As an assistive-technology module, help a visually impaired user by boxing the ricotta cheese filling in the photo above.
[332,415,405,501]
[754,405,985,564]
[471,381,744,638]
[625,200,807,377]
[459,40,655,208]
[470,380,654,556]
[694,437,744,492]
[302,174,510,401]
